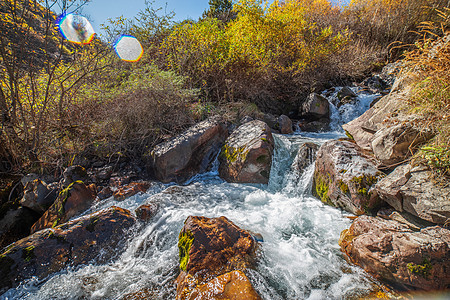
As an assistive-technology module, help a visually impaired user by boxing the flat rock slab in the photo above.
[0,206,136,293]
[339,215,450,291]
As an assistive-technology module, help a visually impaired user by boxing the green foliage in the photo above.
[22,245,36,262]
[314,173,331,205]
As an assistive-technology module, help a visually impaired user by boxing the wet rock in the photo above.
[61,165,90,188]
[298,118,330,132]
[293,142,320,175]
[148,116,228,183]
[337,95,357,108]
[374,165,450,225]
[299,93,330,121]
[113,181,151,201]
[218,120,274,184]
[312,140,385,215]
[187,270,261,300]
[0,207,40,250]
[277,114,293,134]
[97,186,113,200]
[339,215,450,291]
[371,123,433,166]
[30,181,97,233]
[262,113,278,131]
[20,179,58,214]
[135,202,159,221]
[0,206,136,293]
[337,86,357,100]
[176,216,258,299]
[342,87,407,151]
[109,175,131,188]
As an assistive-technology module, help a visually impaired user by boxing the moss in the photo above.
[338,180,349,194]
[314,173,332,206]
[178,230,194,271]
[260,137,268,143]
[339,169,348,174]
[345,130,354,140]
[256,155,268,164]
[22,245,36,262]
[407,258,432,279]
[51,180,83,228]
[220,144,249,163]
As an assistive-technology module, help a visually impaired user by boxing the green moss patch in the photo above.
[407,258,432,279]
[220,145,249,163]
[338,180,349,194]
[22,245,36,262]
[178,230,194,271]
[314,173,332,206]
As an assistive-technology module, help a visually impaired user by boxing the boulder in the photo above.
[176,216,258,299]
[20,179,58,214]
[113,181,151,201]
[187,270,261,300]
[277,114,293,134]
[262,113,278,131]
[148,116,228,183]
[339,215,450,291]
[30,181,97,233]
[298,118,330,132]
[61,165,90,188]
[312,140,385,215]
[300,93,330,120]
[240,115,254,125]
[371,123,433,166]
[0,206,136,293]
[337,86,357,100]
[293,142,320,175]
[135,202,159,221]
[374,165,450,225]
[342,86,407,151]
[218,120,274,183]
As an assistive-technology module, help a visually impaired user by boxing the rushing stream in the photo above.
[2,88,383,299]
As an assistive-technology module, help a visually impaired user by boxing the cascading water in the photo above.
[1,88,383,300]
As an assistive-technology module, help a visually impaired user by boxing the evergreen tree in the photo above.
[202,0,235,23]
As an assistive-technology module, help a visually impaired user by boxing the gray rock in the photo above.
[373,164,412,211]
[240,115,254,124]
[337,86,357,100]
[219,120,274,184]
[148,116,228,183]
[20,179,58,214]
[293,142,319,175]
[300,93,330,120]
[312,140,385,215]
[371,123,433,166]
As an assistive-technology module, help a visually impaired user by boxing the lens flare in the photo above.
[114,35,144,62]
[58,13,95,44]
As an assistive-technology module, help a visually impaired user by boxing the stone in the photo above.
[186,270,261,300]
[262,113,278,130]
[30,181,97,233]
[337,86,357,100]
[0,206,136,293]
[218,120,274,184]
[135,202,159,221]
[240,115,254,124]
[371,123,433,166]
[97,186,113,200]
[300,93,330,120]
[0,207,40,250]
[277,114,293,134]
[298,118,330,132]
[374,165,450,225]
[337,95,357,108]
[293,142,320,175]
[148,116,228,183]
[20,179,57,214]
[312,140,385,215]
[113,181,151,201]
[61,165,90,188]
[339,215,450,291]
[176,216,258,299]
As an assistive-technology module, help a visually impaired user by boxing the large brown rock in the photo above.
[148,116,228,183]
[187,270,261,300]
[113,181,151,201]
[176,216,258,299]
[277,114,293,134]
[371,123,432,166]
[0,207,40,250]
[61,165,90,188]
[374,165,450,225]
[0,206,136,293]
[30,181,97,233]
[312,140,385,215]
[218,120,274,184]
[339,215,450,291]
